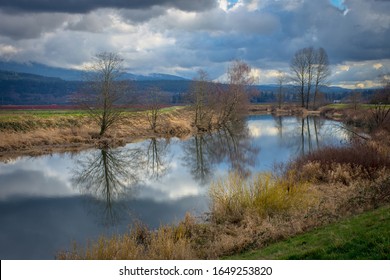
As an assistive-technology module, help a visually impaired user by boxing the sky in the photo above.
[0,0,389,88]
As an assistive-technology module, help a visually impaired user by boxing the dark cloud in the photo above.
[0,0,388,86]
[0,0,217,13]
[66,12,112,33]
[150,6,280,35]
[119,6,167,23]
[254,0,390,64]
[0,11,68,39]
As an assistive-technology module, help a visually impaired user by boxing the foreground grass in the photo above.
[228,205,390,260]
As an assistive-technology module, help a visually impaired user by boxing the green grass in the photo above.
[0,110,88,120]
[0,106,186,121]
[227,204,390,260]
[324,103,390,109]
[324,103,350,109]
[159,105,186,113]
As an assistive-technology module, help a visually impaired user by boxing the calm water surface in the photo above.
[0,115,348,259]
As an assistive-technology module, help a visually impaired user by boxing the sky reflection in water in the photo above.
[0,115,348,259]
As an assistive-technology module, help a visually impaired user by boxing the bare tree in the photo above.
[84,52,129,136]
[370,74,390,129]
[313,47,331,108]
[145,87,163,132]
[304,47,315,109]
[291,48,309,108]
[276,70,287,109]
[350,91,362,110]
[190,69,214,131]
[216,60,256,125]
[371,73,390,104]
[290,47,331,109]
[370,103,390,129]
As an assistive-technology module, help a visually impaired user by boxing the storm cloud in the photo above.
[0,0,217,13]
[0,0,389,87]
[0,11,69,40]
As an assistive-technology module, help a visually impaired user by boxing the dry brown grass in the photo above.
[291,141,390,184]
[57,215,197,260]
[209,172,315,224]
[0,108,196,160]
[58,155,390,260]
[39,107,390,259]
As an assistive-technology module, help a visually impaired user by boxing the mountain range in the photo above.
[0,60,188,81]
[0,60,361,106]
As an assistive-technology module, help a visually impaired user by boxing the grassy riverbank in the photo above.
[0,104,316,160]
[0,106,192,160]
[57,136,390,260]
[228,204,390,260]
[2,104,389,259]
[54,105,390,260]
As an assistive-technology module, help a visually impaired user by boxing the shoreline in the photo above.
[0,105,346,161]
[0,107,195,161]
[2,104,389,259]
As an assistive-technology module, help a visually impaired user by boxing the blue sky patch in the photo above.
[330,0,348,12]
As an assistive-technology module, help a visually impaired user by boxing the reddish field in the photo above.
[0,104,82,110]
[0,104,173,110]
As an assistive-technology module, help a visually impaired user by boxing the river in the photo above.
[0,115,349,259]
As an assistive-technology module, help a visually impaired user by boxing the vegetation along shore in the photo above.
[55,100,390,259]
[2,52,390,260]
[0,106,194,160]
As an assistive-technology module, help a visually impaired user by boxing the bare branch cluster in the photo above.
[276,70,287,109]
[145,87,165,132]
[189,60,256,131]
[83,52,131,136]
[290,47,330,109]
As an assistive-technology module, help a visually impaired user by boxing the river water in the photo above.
[0,115,348,259]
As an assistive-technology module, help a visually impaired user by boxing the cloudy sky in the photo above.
[0,0,389,88]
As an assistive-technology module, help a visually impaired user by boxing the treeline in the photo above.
[0,60,385,107]
[0,69,357,106]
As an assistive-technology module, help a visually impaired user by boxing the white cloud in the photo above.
[331,59,390,88]
[0,0,389,87]
[0,44,19,57]
[248,123,279,137]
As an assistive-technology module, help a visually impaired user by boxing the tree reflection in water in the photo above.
[144,137,171,180]
[273,116,326,156]
[182,134,212,185]
[72,147,144,227]
[183,119,259,185]
[298,116,325,155]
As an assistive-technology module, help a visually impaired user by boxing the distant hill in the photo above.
[0,60,188,82]
[0,70,190,105]
[0,70,63,82]
[122,72,188,81]
[0,70,82,105]
[0,63,376,106]
[0,61,84,81]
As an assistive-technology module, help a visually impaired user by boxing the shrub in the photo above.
[57,217,197,260]
[209,172,315,224]
[292,143,390,183]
